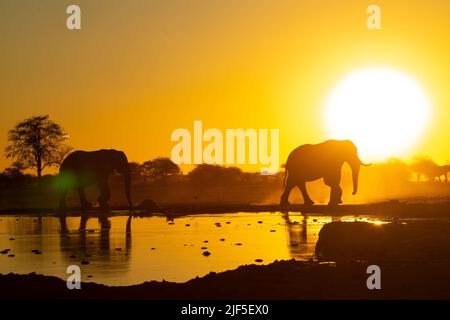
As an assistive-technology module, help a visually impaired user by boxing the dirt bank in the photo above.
[1,259,449,300]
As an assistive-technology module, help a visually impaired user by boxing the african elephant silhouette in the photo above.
[58,149,132,210]
[412,161,450,182]
[280,140,370,206]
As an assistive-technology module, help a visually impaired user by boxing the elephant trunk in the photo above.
[350,160,361,195]
[123,168,132,208]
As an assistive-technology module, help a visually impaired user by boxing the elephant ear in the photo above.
[109,150,126,169]
[116,151,132,208]
[117,151,130,167]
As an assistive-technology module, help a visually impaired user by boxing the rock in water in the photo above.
[138,198,160,211]
[315,222,387,261]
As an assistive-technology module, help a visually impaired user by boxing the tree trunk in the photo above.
[37,158,42,186]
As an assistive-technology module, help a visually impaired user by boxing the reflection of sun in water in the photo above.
[324,68,432,161]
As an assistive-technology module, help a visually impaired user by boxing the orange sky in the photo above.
[1,0,450,173]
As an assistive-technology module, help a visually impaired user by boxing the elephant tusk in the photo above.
[361,162,372,166]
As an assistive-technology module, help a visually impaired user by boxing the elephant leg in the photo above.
[337,181,343,203]
[59,190,67,211]
[78,187,92,209]
[59,215,68,234]
[97,180,111,209]
[280,179,295,206]
[324,177,342,205]
[298,182,314,206]
[79,215,88,231]
[326,184,342,206]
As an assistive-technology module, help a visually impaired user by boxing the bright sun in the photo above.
[324,67,432,161]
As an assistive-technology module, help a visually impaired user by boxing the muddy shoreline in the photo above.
[1,201,450,217]
[1,259,449,300]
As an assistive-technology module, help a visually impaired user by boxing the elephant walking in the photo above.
[58,149,132,210]
[412,161,450,182]
[280,140,370,206]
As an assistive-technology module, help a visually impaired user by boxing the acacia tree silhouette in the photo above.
[5,115,71,181]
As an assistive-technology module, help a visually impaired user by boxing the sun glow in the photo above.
[324,68,432,161]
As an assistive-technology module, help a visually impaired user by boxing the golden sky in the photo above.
[1,0,450,172]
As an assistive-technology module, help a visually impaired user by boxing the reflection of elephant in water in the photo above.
[280,140,370,206]
[59,149,132,210]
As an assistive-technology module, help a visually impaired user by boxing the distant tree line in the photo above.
[2,115,449,189]
[129,157,181,184]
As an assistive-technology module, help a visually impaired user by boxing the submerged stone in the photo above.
[138,198,160,211]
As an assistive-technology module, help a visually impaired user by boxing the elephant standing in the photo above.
[59,149,132,210]
[280,140,370,206]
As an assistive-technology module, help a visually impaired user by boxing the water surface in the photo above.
[0,212,384,286]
